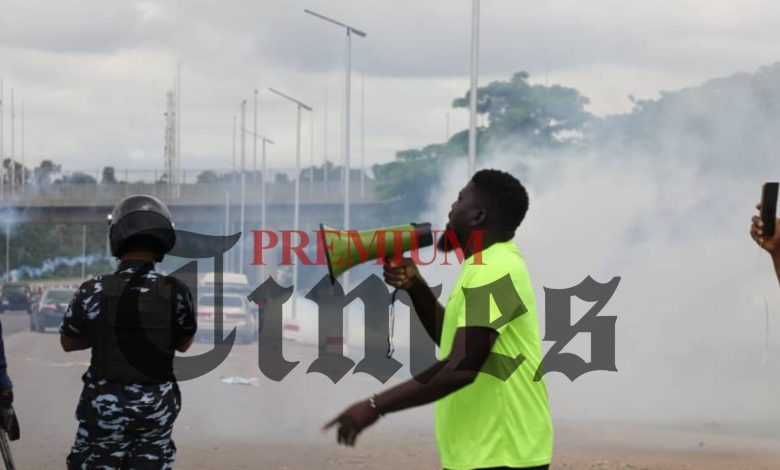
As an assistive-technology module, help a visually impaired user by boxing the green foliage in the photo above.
[2,159,29,186]
[55,172,97,185]
[373,70,593,221]
[196,170,220,183]
[452,71,591,147]
[34,160,62,185]
[3,222,109,279]
[300,162,364,182]
[102,166,117,184]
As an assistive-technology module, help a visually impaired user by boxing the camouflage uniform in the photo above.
[60,260,196,470]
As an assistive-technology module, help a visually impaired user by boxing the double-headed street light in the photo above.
[268,87,311,321]
[243,127,274,283]
[304,9,366,242]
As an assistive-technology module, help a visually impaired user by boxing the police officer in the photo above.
[60,194,196,469]
[0,313,20,442]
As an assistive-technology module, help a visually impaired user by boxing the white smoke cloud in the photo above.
[414,74,780,428]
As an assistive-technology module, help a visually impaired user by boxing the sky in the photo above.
[1,0,780,176]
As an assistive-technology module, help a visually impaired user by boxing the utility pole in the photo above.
[468,0,480,175]
[239,100,247,274]
[81,225,87,279]
[253,89,258,182]
[360,73,365,197]
[224,190,230,272]
[259,134,273,283]
[20,101,24,189]
[268,87,312,322]
[232,114,237,184]
[10,89,14,191]
[1,76,4,200]
[309,110,314,193]
[323,88,328,194]
[176,63,181,198]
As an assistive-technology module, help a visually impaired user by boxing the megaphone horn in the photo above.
[318,222,433,285]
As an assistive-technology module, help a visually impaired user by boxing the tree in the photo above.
[452,71,592,148]
[55,172,97,185]
[34,160,62,186]
[101,166,117,184]
[197,170,219,184]
[373,71,593,221]
[3,159,30,187]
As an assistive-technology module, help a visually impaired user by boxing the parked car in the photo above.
[0,283,33,314]
[199,271,249,289]
[196,293,258,344]
[30,288,74,332]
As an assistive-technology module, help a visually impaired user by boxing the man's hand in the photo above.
[60,334,90,352]
[383,257,423,290]
[751,202,780,256]
[322,400,380,447]
[0,390,19,441]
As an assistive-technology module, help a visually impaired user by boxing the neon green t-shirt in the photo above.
[435,240,553,469]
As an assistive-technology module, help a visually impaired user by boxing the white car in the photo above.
[196,293,257,344]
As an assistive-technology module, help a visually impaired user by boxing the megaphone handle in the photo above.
[387,288,400,359]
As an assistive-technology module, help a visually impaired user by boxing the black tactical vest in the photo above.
[89,270,176,384]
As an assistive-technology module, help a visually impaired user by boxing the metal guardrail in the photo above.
[0,180,380,207]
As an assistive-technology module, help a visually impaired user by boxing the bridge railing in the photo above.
[1,179,380,207]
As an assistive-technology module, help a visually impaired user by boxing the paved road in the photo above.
[5,330,439,469]
[1,311,33,336]
[3,313,780,469]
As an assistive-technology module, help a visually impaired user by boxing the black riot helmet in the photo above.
[108,195,176,262]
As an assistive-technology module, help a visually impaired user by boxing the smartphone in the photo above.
[761,182,779,238]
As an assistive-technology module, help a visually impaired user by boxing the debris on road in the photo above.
[220,376,259,386]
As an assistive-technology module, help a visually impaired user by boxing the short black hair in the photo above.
[471,169,529,234]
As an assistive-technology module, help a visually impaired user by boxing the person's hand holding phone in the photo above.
[751,202,780,256]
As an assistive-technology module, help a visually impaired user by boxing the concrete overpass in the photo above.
[0,180,391,230]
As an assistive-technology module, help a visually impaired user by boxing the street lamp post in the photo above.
[81,225,87,279]
[468,0,480,176]
[268,87,311,322]
[360,73,365,197]
[0,76,4,200]
[239,100,247,274]
[253,90,258,182]
[232,114,237,184]
[21,101,24,190]
[259,134,274,284]
[10,89,14,191]
[224,190,230,272]
[309,111,314,194]
[304,8,366,248]
[323,89,328,194]
[242,127,274,282]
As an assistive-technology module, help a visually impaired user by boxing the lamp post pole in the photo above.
[268,87,312,322]
[239,100,247,274]
[242,127,274,282]
[305,8,368,351]
[468,0,481,176]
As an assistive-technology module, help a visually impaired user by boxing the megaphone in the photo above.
[319,222,433,284]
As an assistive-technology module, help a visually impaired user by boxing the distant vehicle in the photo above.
[196,293,258,344]
[0,283,33,314]
[199,272,249,289]
[30,288,74,332]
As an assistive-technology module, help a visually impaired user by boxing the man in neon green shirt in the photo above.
[325,169,553,469]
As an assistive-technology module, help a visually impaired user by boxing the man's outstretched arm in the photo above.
[324,326,497,446]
